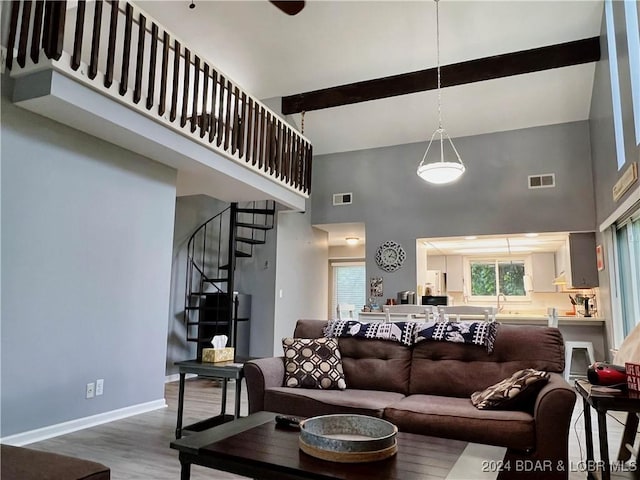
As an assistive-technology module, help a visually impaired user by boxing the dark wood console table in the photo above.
[575,380,640,480]
[174,360,244,439]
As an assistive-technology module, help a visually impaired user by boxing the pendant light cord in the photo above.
[416,0,465,184]
[436,0,442,130]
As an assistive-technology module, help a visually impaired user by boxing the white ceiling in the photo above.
[140,0,604,155]
[138,0,604,243]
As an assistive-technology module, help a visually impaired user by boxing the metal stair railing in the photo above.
[183,200,275,359]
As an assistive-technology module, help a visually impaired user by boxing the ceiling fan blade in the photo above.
[270,1,305,16]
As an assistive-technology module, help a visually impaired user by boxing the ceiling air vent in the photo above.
[528,173,556,189]
[333,192,353,206]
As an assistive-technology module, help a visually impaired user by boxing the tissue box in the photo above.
[202,347,234,363]
[626,363,640,391]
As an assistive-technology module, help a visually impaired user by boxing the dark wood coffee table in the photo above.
[170,411,468,480]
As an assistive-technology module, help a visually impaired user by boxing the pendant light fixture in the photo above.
[417,0,465,185]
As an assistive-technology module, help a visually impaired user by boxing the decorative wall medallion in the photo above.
[375,241,406,272]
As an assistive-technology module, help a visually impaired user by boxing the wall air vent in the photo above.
[333,193,353,206]
[528,173,556,189]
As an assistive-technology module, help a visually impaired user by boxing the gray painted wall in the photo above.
[272,204,329,356]
[166,195,228,376]
[311,121,595,299]
[1,79,177,437]
[233,210,278,359]
[588,1,640,352]
[590,1,639,225]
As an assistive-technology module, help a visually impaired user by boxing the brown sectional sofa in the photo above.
[244,319,577,480]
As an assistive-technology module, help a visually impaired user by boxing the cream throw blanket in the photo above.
[613,322,640,365]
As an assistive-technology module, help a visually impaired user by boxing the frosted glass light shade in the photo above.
[417,162,465,184]
[417,127,465,185]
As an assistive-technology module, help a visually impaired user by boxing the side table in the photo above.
[174,360,245,439]
[575,379,640,480]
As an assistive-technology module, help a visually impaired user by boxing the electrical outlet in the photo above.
[86,382,95,399]
[96,379,104,396]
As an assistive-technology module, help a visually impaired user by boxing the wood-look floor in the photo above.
[25,378,637,480]
[27,378,249,480]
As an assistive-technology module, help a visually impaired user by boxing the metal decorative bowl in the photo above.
[299,414,398,463]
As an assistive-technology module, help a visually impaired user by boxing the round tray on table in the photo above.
[298,414,398,463]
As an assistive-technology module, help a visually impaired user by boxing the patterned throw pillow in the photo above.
[282,337,347,390]
[471,368,550,410]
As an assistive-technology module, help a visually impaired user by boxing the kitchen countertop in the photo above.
[495,315,605,326]
[358,311,604,326]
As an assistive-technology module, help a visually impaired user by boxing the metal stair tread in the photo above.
[236,208,276,215]
[236,222,272,230]
[236,236,265,245]
[201,278,229,283]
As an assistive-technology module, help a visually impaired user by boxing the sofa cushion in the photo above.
[282,337,346,390]
[294,320,412,394]
[294,319,331,338]
[409,325,565,397]
[471,368,550,410]
[264,387,405,418]
[384,394,535,451]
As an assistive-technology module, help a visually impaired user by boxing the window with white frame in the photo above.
[605,0,627,169]
[615,207,640,337]
[465,257,530,300]
[330,261,366,318]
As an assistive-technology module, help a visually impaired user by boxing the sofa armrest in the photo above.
[533,372,576,439]
[500,373,576,480]
[244,357,285,414]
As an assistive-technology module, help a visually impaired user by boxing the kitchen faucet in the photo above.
[497,292,506,312]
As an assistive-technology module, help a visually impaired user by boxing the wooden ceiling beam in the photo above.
[281,37,600,115]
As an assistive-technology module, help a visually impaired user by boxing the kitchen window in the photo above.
[465,257,530,301]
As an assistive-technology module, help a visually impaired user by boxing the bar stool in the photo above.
[564,341,595,382]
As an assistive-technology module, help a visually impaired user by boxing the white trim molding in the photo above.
[0,399,167,446]
[600,184,640,232]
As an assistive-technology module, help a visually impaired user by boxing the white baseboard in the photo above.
[0,398,167,446]
[165,373,197,383]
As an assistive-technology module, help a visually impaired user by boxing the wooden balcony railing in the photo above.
[5,0,312,195]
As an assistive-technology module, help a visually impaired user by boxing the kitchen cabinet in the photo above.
[445,255,464,292]
[556,232,599,289]
[424,255,464,292]
[531,252,556,292]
